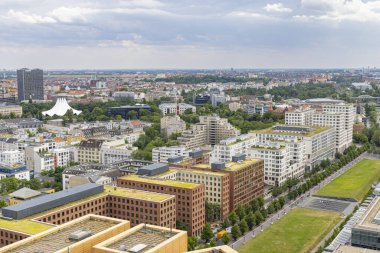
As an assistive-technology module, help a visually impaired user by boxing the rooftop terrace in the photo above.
[254,125,332,137]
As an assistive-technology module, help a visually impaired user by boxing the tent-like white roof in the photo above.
[42,97,82,117]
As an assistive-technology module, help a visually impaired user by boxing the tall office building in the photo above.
[17,68,44,101]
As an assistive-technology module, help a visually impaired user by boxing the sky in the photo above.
[1,0,380,69]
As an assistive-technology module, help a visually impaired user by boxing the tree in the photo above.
[267,203,275,214]
[0,200,7,208]
[201,224,214,243]
[222,233,230,245]
[231,224,241,240]
[373,129,380,147]
[228,211,239,225]
[246,212,256,230]
[210,239,217,247]
[255,210,264,224]
[239,219,249,234]
[278,196,286,208]
[188,236,198,251]
[221,218,231,229]
[235,205,246,220]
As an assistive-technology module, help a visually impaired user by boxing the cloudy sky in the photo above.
[1,0,380,69]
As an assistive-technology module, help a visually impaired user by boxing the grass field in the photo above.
[238,208,342,253]
[316,159,380,202]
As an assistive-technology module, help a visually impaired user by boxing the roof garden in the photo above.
[104,186,174,202]
[0,218,54,235]
[224,159,262,171]
[120,175,201,189]
[254,125,332,137]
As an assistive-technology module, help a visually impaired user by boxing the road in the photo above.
[230,153,367,250]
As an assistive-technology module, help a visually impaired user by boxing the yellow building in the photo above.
[0,214,130,253]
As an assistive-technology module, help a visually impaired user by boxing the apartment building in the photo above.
[178,124,208,149]
[100,139,136,164]
[212,133,256,163]
[199,115,240,146]
[152,146,190,163]
[253,125,336,169]
[117,168,205,236]
[0,103,22,117]
[78,139,105,163]
[0,138,27,152]
[160,115,186,137]
[51,146,78,168]
[0,164,30,180]
[0,150,25,165]
[248,140,304,186]
[159,103,196,115]
[285,99,355,153]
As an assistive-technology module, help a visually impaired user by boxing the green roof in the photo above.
[104,186,173,202]
[120,175,201,189]
[224,159,262,171]
[0,218,54,235]
[253,125,332,137]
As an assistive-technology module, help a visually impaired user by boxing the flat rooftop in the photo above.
[193,159,262,172]
[119,174,201,189]
[104,186,174,202]
[0,218,54,235]
[355,196,380,232]
[254,125,332,137]
[5,216,124,253]
[105,226,179,253]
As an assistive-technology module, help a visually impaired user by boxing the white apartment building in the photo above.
[0,138,27,152]
[152,146,190,163]
[160,115,186,137]
[100,139,137,165]
[212,133,256,163]
[253,125,336,169]
[199,115,241,146]
[178,124,208,149]
[34,153,55,175]
[25,141,65,173]
[124,132,142,145]
[285,99,355,153]
[0,150,25,165]
[52,147,78,168]
[248,140,305,186]
[159,103,196,115]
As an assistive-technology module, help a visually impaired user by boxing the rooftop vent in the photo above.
[128,244,147,253]
[68,228,92,241]
[119,244,126,251]
[232,154,246,162]
[211,162,225,170]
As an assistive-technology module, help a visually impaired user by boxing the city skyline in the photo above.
[1,0,380,69]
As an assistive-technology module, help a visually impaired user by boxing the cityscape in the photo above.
[1,1,380,253]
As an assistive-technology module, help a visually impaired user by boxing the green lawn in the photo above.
[316,159,380,202]
[238,208,341,253]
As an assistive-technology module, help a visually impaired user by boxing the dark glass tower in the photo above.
[17,68,44,101]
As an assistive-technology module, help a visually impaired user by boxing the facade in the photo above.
[178,124,208,149]
[0,103,22,117]
[248,140,305,186]
[52,147,78,168]
[152,146,189,163]
[159,103,196,115]
[199,115,240,146]
[192,159,264,211]
[285,99,355,153]
[212,133,256,163]
[0,164,30,180]
[17,68,44,101]
[78,139,105,163]
[253,125,336,169]
[117,175,205,236]
[100,139,136,164]
[0,150,25,165]
[352,197,380,250]
[160,115,186,137]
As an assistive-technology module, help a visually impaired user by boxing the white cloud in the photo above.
[6,9,56,24]
[299,0,380,22]
[49,7,96,23]
[264,3,292,13]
